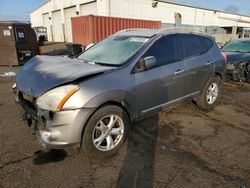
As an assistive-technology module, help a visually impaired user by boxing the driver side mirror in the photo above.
[144,56,157,69]
[134,56,157,73]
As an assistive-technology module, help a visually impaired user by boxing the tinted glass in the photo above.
[222,39,250,53]
[144,35,178,66]
[201,37,213,51]
[78,36,149,66]
[179,34,203,58]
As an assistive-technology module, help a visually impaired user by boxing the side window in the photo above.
[179,34,204,59]
[144,35,178,66]
[201,36,213,51]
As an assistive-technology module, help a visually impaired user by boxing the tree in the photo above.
[225,5,239,13]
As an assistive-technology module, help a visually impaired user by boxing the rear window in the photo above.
[201,37,213,51]
[179,34,204,59]
[222,39,250,53]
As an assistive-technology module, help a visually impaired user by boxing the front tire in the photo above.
[82,105,130,159]
[196,76,221,110]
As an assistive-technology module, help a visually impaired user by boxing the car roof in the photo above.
[115,27,206,38]
[0,21,31,25]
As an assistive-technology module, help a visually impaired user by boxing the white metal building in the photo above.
[30,0,250,42]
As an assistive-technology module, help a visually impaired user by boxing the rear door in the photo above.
[178,34,214,96]
[133,35,185,116]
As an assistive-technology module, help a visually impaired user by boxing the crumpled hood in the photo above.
[16,55,115,97]
[224,51,250,62]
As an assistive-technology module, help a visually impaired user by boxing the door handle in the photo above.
[206,61,213,65]
[174,69,184,75]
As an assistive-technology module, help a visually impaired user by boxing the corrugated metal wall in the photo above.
[72,15,161,46]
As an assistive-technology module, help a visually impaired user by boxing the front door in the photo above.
[132,35,185,117]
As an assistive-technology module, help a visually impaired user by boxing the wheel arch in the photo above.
[79,99,135,148]
[214,72,222,81]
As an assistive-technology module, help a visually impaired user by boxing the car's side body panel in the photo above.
[13,28,226,150]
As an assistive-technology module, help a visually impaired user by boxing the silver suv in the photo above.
[13,28,225,159]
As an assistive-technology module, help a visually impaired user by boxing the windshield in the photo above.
[78,36,149,66]
[222,40,250,53]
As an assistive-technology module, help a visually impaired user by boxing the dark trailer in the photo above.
[0,21,38,66]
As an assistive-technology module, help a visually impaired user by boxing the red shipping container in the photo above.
[71,15,161,46]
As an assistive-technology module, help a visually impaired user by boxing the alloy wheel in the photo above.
[92,114,124,151]
[206,82,219,105]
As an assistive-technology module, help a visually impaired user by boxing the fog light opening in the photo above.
[49,111,54,120]
[51,130,60,141]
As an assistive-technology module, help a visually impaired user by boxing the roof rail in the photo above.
[161,26,205,34]
[116,28,157,33]
[117,27,205,35]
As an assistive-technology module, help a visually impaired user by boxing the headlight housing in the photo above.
[36,85,79,111]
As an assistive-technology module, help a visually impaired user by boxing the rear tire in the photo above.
[82,105,130,160]
[196,76,221,110]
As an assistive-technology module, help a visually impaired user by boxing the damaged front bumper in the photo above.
[13,85,95,149]
[225,62,250,82]
[35,109,83,149]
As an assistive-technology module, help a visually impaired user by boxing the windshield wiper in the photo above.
[77,58,118,67]
[94,62,119,67]
[88,61,96,65]
[77,59,88,63]
[77,59,97,65]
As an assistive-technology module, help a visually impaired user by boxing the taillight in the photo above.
[221,52,227,62]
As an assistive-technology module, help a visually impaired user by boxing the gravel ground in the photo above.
[0,66,250,188]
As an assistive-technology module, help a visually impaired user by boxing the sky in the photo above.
[0,0,47,21]
[0,0,250,21]
[172,0,250,15]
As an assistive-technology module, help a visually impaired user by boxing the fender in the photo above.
[83,89,137,120]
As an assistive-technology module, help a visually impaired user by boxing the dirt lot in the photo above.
[0,67,250,188]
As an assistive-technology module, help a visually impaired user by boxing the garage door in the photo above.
[52,10,63,42]
[64,7,76,42]
[80,2,97,15]
[43,13,52,42]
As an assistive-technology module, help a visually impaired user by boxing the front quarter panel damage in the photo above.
[226,61,250,82]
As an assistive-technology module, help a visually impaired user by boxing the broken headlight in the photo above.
[36,85,79,111]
